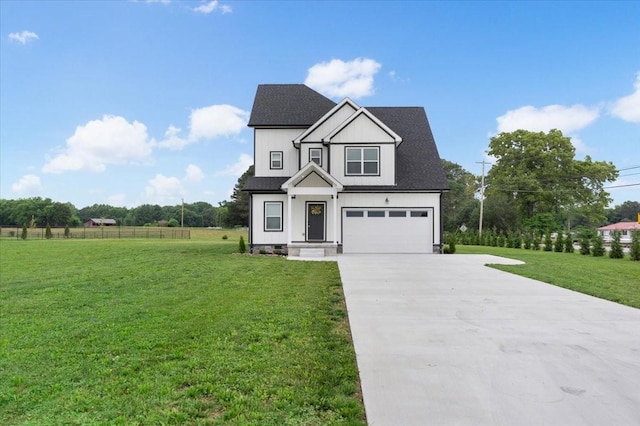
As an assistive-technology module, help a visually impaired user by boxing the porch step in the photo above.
[299,248,325,258]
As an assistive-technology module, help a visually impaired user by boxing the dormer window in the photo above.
[346,147,379,175]
[270,151,283,169]
[309,148,322,166]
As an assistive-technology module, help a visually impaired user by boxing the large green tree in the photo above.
[486,129,617,232]
[441,160,479,232]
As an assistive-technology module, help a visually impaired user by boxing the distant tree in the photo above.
[227,165,254,227]
[564,232,574,253]
[591,235,605,257]
[630,231,640,261]
[606,200,640,224]
[609,231,624,259]
[45,223,52,239]
[167,218,179,227]
[441,160,479,232]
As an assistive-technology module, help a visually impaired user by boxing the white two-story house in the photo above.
[243,84,449,256]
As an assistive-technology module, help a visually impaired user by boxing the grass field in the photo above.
[0,237,365,425]
[457,245,640,309]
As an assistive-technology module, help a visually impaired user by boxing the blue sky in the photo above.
[1,0,639,209]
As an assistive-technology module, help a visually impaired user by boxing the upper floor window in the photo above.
[309,148,322,166]
[270,151,283,169]
[346,147,379,175]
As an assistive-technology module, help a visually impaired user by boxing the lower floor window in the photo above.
[265,202,283,231]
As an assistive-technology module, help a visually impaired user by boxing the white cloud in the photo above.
[188,104,248,141]
[193,0,232,14]
[43,115,153,173]
[496,104,600,134]
[157,125,188,150]
[144,174,183,204]
[184,164,205,183]
[305,57,382,99]
[8,30,39,44]
[610,73,640,123]
[215,154,253,177]
[12,174,42,195]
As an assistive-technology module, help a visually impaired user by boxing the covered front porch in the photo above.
[281,162,343,257]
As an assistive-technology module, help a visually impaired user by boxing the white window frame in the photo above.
[264,202,283,232]
[309,148,322,166]
[345,147,379,176]
[270,151,283,170]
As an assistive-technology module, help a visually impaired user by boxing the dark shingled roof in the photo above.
[248,84,337,127]
[244,85,449,192]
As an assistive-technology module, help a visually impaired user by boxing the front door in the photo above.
[307,202,325,241]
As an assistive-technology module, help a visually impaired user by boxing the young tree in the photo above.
[630,231,640,261]
[579,233,591,255]
[64,224,70,238]
[554,232,564,252]
[544,233,553,251]
[609,230,624,259]
[45,223,52,240]
[238,235,246,254]
[592,235,605,257]
[564,232,574,253]
[21,224,27,240]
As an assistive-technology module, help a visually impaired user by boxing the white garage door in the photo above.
[342,209,433,253]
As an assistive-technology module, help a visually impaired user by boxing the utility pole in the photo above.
[476,161,487,236]
[181,198,184,229]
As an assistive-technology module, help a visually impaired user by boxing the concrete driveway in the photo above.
[337,254,640,426]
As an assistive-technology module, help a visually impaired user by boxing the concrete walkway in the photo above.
[337,254,640,426]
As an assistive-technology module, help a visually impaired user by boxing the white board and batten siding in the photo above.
[254,128,303,176]
[251,193,288,245]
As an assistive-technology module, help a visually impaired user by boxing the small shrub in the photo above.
[259,248,267,255]
[543,233,553,251]
[609,230,624,259]
[238,236,246,254]
[443,246,451,254]
[273,249,282,256]
[579,234,591,255]
[21,224,27,240]
[497,234,506,247]
[8,230,16,238]
[523,233,532,250]
[222,234,228,240]
[630,231,640,261]
[564,232,574,253]
[64,224,70,238]
[448,234,457,254]
[554,232,563,252]
[532,236,542,250]
[591,235,605,257]
[45,224,53,240]
[506,233,514,248]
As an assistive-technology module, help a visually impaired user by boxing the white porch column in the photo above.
[287,193,293,245]
[333,191,338,244]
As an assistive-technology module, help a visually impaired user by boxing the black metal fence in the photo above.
[0,226,190,240]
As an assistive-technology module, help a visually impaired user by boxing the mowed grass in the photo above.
[0,239,365,425]
[457,245,640,309]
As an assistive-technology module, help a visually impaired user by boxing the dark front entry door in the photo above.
[307,203,325,241]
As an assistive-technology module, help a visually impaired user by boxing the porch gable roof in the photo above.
[281,161,344,192]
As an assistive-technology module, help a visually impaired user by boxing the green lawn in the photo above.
[0,239,365,425]
[457,245,640,309]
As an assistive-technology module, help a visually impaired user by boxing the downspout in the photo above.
[439,191,444,253]
[248,193,253,251]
